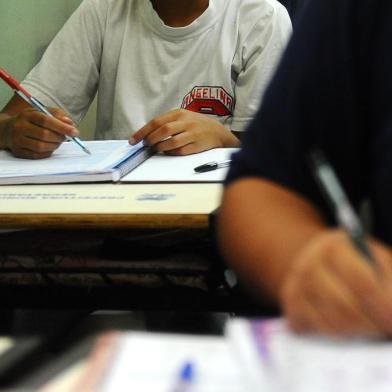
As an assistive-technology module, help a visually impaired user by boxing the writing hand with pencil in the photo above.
[0,68,85,159]
[129,108,240,156]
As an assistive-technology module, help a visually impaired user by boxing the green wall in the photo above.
[0,0,95,138]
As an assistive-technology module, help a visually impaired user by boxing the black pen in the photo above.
[194,159,231,173]
[309,149,374,264]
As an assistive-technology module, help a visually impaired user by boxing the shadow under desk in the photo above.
[0,228,239,311]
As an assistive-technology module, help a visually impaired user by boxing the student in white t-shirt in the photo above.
[0,0,291,159]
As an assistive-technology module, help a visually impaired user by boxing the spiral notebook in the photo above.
[0,140,152,185]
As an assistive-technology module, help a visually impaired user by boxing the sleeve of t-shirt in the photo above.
[21,0,109,124]
[230,2,292,133]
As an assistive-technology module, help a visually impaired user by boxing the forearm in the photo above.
[218,177,326,302]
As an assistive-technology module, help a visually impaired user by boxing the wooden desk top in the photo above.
[0,183,222,229]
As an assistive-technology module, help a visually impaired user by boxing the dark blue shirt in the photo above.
[227,0,392,244]
[278,0,308,22]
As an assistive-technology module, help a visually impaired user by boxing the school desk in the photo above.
[0,183,222,229]
[0,183,242,311]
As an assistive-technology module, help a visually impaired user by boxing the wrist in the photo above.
[216,124,240,148]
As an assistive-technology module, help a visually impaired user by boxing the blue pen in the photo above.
[172,361,194,392]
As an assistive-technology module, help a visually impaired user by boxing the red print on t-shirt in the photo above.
[181,86,234,116]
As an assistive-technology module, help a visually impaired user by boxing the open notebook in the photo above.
[0,144,237,185]
[0,140,152,185]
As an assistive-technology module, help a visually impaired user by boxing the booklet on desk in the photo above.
[0,140,152,185]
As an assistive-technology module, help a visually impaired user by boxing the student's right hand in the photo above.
[280,229,392,338]
[0,108,79,159]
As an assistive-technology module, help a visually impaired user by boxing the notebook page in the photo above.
[0,140,142,178]
[121,148,239,182]
[227,318,392,392]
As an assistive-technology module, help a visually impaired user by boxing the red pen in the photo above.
[0,68,32,100]
[0,68,91,155]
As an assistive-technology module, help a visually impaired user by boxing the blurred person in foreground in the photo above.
[219,0,392,337]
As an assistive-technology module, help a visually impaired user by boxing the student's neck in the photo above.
[150,0,209,27]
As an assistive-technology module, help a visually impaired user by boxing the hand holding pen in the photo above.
[0,68,90,159]
[280,150,392,337]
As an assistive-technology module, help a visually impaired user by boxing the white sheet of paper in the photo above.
[227,318,392,392]
[99,333,245,392]
[121,148,239,182]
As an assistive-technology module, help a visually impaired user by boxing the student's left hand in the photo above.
[129,109,240,155]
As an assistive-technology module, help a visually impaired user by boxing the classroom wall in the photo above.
[0,0,96,139]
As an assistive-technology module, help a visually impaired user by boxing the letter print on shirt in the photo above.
[181,86,234,116]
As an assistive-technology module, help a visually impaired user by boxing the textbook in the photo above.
[226,318,392,391]
[0,140,153,185]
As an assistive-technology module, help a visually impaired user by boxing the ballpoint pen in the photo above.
[194,159,231,173]
[0,68,91,155]
[309,149,374,264]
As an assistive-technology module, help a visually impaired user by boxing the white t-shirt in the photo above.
[22,0,291,140]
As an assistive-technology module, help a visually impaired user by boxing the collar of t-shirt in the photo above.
[141,0,227,40]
